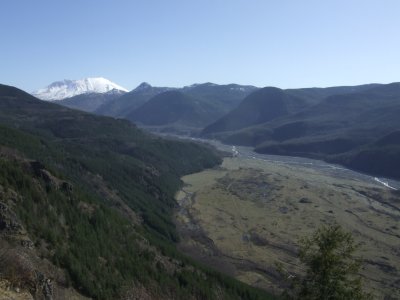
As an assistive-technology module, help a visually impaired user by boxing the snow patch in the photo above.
[230,87,246,91]
[32,77,128,101]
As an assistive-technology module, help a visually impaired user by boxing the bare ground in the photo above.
[175,157,400,299]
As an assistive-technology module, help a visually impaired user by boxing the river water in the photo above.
[166,134,400,190]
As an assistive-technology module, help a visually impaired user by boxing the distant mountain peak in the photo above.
[134,82,153,91]
[32,77,128,101]
[184,82,218,89]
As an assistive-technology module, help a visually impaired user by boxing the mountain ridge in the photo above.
[200,82,400,179]
[95,82,173,117]
[127,90,222,128]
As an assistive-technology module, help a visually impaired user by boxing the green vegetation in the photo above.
[202,83,384,137]
[332,130,400,178]
[182,83,257,114]
[95,82,168,117]
[201,83,400,179]
[94,82,256,134]
[282,225,370,300]
[0,157,273,299]
[127,90,222,128]
[202,87,309,135]
[0,84,274,299]
[177,156,399,298]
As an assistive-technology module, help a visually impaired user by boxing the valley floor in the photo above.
[175,156,400,299]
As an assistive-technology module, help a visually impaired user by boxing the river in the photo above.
[165,134,400,190]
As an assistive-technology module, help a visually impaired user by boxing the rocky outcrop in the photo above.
[30,161,73,193]
[36,273,53,300]
[0,199,31,248]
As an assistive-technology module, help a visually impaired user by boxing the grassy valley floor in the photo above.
[175,157,400,299]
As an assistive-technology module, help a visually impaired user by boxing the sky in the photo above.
[1,0,400,92]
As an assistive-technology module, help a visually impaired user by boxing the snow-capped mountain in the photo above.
[32,77,128,101]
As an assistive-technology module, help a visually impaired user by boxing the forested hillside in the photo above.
[0,84,273,299]
[202,83,400,179]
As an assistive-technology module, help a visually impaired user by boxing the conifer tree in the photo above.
[283,225,371,300]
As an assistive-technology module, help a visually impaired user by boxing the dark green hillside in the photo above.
[95,82,171,117]
[331,131,400,178]
[183,82,257,113]
[0,84,273,299]
[202,83,383,138]
[198,82,400,178]
[285,83,380,104]
[127,90,222,127]
[374,130,400,146]
[213,82,400,149]
[253,83,400,153]
[255,136,364,158]
[210,83,400,178]
[94,83,256,132]
[334,145,400,179]
[202,87,309,135]
[59,90,124,112]
[0,84,221,241]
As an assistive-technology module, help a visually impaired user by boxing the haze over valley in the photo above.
[32,77,400,182]
[2,75,397,299]
[1,1,400,299]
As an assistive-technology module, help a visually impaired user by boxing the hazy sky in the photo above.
[1,0,400,92]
